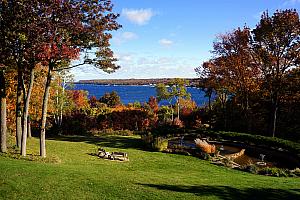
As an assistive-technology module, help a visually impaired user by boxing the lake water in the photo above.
[72,84,208,106]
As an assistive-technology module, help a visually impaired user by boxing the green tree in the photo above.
[99,91,121,107]
[52,70,74,128]
[156,78,190,120]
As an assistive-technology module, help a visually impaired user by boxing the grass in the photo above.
[0,135,299,200]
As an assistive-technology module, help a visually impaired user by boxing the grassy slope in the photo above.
[0,135,299,200]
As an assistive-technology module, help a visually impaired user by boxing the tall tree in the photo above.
[195,62,218,114]
[252,9,300,137]
[0,67,7,153]
[0,0,21,152]
[205,28,260,131]
[37,0,120,157]
[195,60,231,129]
[213,28,260,112]
[52,70,74,128]
[0,0,47,155]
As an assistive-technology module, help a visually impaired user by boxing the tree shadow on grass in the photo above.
[138,183,300,200]
[47,135,145,151]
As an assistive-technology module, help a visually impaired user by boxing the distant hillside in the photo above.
[76,78,200,86]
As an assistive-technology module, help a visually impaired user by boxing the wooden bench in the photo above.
[111,152,129,161]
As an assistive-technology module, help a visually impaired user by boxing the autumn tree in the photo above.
[148,96,159,114]
[0,0,52,155]
[196,9,300,136]
[13,1,43,153]
[36,0,120,157]
[252,9,300,137]
[213,28,260,112]
[196,28,261,131]
[0,0,30,152]
[195,61,219,123]
[0,1,13,152]
[196,60,231,129]
[68,90,90,110]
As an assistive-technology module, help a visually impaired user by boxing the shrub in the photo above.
[241,164,259,174]
[141,133,169,151]
[290,168,300,177]
[141,133,154,145]
[173,118,184,128]
[152,137,169,152]
[99,91,121,107]
[258,167,289,177]
[90,129,134,136]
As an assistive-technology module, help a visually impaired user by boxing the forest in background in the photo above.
[77,78,200,86]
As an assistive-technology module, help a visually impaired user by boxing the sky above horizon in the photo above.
[71,0,300,81]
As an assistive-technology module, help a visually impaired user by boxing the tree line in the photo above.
[195,9,300,139]
[0,0,121,157]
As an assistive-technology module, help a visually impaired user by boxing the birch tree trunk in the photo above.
[40,65,53,158]
[16,68,23,148]
[21,68,35,156]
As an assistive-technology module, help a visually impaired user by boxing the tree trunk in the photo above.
[177,100,180,120]
[270,91,279,138]
[40,66,53,158]
[27,115,31,138]
[243,93,252,133]
[54,89,59,125]
[272,101,278,138]
[220,93,227,130]
[208,94,211,113]
[0,70,7,153]
[207,92,212,129]
[16,69,23,148]
[21,68,35,156]
[170,105,174,122]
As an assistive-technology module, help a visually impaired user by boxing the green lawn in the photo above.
[0,135,299,200]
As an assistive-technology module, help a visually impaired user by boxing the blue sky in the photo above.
[71,0,300,81]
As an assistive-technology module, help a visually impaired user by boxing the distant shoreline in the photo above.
[75,78,199,87]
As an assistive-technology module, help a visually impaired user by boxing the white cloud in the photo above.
[115,53,135,64]
[137,56,172,65]
[122,8,155,25]
[113,32,138,45]
[159,39,174,47]
[122,32,138,40]
[70,52,198,81]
